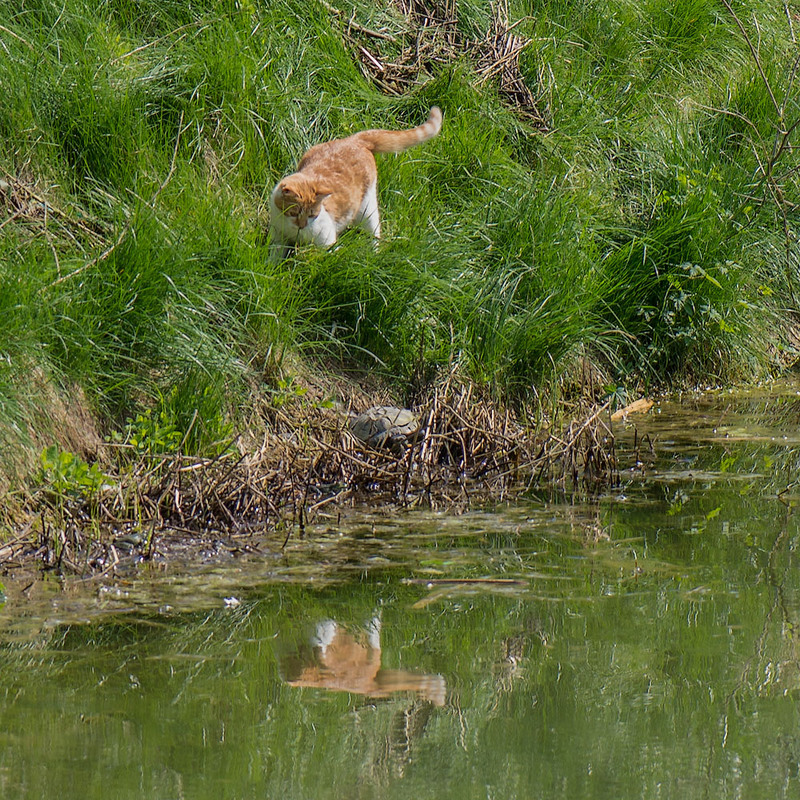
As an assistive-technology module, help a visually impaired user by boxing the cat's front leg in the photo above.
[309,216,338,249]
[268,232,291,263]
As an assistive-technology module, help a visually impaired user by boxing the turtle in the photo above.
[347,405,422,451]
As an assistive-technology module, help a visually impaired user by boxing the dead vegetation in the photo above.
[0,374,652,575]
[0,169,106,251]
[323,0,549,128]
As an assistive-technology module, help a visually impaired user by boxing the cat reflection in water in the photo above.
[278,616,446,707]
[268,107,442,261]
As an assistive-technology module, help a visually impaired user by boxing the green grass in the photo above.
[1,0,799,487]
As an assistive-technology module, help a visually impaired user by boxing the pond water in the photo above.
[3,385,800,799]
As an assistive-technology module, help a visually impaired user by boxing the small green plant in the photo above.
[268,376,309,409]
[603,385,629,412]
[39,445,110,499]
[111,409,183,457]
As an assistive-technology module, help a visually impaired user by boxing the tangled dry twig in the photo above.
[2,379,631,574]
[0,171,106,248]
[324,0,548,128]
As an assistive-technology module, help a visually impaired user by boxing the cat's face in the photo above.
[274,176,330,229]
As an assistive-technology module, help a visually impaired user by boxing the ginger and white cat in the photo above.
[268,107,442,261]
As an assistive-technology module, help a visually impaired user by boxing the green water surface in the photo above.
[3,387,800,799]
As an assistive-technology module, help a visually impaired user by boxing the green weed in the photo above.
[111,409,183,458]
[38,445,110,499]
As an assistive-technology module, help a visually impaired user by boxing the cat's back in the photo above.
[297,134,376,181]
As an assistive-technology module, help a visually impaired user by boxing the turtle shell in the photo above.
[348,406,421,449]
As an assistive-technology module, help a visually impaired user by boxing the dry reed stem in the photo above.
[0,380,629,575]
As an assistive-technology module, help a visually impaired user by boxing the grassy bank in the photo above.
[1,0,799,547]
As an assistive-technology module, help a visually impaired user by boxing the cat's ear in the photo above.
[275,181,298,211]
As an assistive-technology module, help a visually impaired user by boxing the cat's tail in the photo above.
[354,107,442,154]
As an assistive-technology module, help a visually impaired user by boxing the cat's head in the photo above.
[274,175,331,229]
